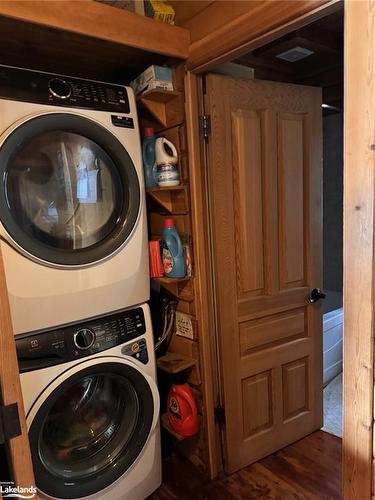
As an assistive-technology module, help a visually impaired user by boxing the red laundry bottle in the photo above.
[167,383,199,437]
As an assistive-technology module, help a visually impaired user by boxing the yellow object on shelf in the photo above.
[144,0,175,24]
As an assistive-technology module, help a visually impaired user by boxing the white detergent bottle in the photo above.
[155,137,180,187]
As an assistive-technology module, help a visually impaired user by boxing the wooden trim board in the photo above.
[0,0,190,59]
[187,0,341,72]
[184,72,222,478]
[343,1,375,499]
[0,244,35,490]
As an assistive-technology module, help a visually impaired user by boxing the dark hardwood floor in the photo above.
[151,431,342,500]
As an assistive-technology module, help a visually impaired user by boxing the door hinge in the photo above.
[0,403,21,445]
[199,115,211,141]
[214,404,226,426]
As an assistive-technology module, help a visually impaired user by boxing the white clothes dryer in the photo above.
[0,65,149,335]
[16,303,161,500]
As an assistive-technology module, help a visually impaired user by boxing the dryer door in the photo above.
[0,113,140,267]
[27,357,159,499]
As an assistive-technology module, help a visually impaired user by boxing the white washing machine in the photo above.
[16,303,161,500]
[0,65,149,335]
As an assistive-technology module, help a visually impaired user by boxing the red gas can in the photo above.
[167,383,199,437]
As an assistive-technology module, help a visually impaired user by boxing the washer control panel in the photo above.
[16,307,147,372]
[0,65,130,113]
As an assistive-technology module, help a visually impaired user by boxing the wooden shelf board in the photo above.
[153,276,190,285]
[146,185,186,193]
[152,276,194,303]
[0,1,190,59]
[138,89,181,103]
[161,413,186,441]
[137,90,185,128]
[148,207,189,216]
[146,185,189,214]
[157,351,196,374]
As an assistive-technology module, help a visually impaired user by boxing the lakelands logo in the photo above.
[0,482,37,499]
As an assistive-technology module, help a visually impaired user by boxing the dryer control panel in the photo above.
[16,307,147,373]
[0,65,130,113]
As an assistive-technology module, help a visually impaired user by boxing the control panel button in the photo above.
[74,328,95,350]
[48,78,71,99]
[131,342,140,353]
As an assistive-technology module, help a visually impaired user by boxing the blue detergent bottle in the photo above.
[142,127,157,188]
[162,218,186,278]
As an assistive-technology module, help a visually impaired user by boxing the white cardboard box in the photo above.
[130,65,173,95]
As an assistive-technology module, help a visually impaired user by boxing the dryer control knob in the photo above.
[74,329,95,350]
[48,78,71,99]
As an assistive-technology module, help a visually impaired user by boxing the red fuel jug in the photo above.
[167,383,199,437]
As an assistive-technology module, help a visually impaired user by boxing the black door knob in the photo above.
[308,288,326,304]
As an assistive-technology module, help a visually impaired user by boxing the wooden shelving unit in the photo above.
[137,89,181,102]
[161,413,186,441]
[158,352,197,442]
[146,185,185,192]
[152,276,194,302]
[158,355,197,441]
[153,276,190,286]
[146,185,189,214]
[137,65,204,470]
[157,351,196,374]
[138,90,185,129]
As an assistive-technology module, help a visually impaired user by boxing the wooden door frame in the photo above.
[0,244,35,491]
[186,0,342,73]
[186,0,375,497]
[185,73,223,478]
[342,2,375,498]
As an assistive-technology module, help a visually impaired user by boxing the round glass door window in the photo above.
[0,114,140,266]
[29,363,155,499]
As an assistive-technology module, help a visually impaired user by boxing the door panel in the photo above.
[242,371,273,437]
[278,113,307,288]
[240,308,306,355]
[282,357,309,420]
[232,109,264,297]
[205,74,322,472]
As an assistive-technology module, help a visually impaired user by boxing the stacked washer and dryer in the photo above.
[0,65,161,499]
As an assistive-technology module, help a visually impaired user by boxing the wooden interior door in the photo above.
[204,74,323,473]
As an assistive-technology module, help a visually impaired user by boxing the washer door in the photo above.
[27,357,159,499]
[0,113,140,267]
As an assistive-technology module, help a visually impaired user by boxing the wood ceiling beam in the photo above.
[294,9,343,49]
[254,34,339,60]
[235,54,295,76]
[255,9,343,56]
[297,65,343,87]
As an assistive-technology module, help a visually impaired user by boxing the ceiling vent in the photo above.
[275,46,314,62]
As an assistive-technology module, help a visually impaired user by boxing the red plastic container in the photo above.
[167,383,199,437]
[149,239,164,278]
